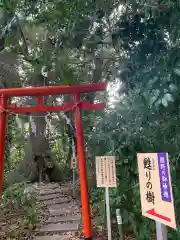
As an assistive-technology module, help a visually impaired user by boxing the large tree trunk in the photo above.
[6,74,62,185]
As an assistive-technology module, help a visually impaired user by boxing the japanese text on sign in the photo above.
[158,153,172,202]
[96,156,117,188]
[144,157,155,205]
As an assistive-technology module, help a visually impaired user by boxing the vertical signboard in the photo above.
[95,156,117,240]
[137,153,176,229]
[95,156,117,188]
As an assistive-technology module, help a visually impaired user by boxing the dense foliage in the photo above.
[1,0,180,239]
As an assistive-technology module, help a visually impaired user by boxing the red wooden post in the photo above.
[73,93,92,240]
[0,95,7,198]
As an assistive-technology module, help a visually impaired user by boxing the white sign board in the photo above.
[137,153,176,229]
[96,156,117,188]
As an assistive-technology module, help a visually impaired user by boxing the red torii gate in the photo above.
[0,81,107,240]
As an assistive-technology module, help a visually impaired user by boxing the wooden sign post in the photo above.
[137,153,176,240]
[96,156,117,240]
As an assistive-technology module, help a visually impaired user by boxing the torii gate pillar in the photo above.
[0,95,7,196]
[74,93,92,239]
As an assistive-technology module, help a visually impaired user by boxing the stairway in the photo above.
[34,182,81,240]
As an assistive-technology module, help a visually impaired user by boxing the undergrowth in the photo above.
[90,186,180,240]
[0,182,41,238]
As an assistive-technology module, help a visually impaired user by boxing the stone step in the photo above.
[49,208,80,216]
[49,203,78,210]
[34,236,62,240]
[37,183,60,189]
[49,205,79,215]
[34,235,70,240]
[43,198,71,206]
[37,193,65,201]
[39,189,62,195]
[37,222,79,233]
[46,215,81,224]
[49,209,72,216]
[39,188,69,196]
